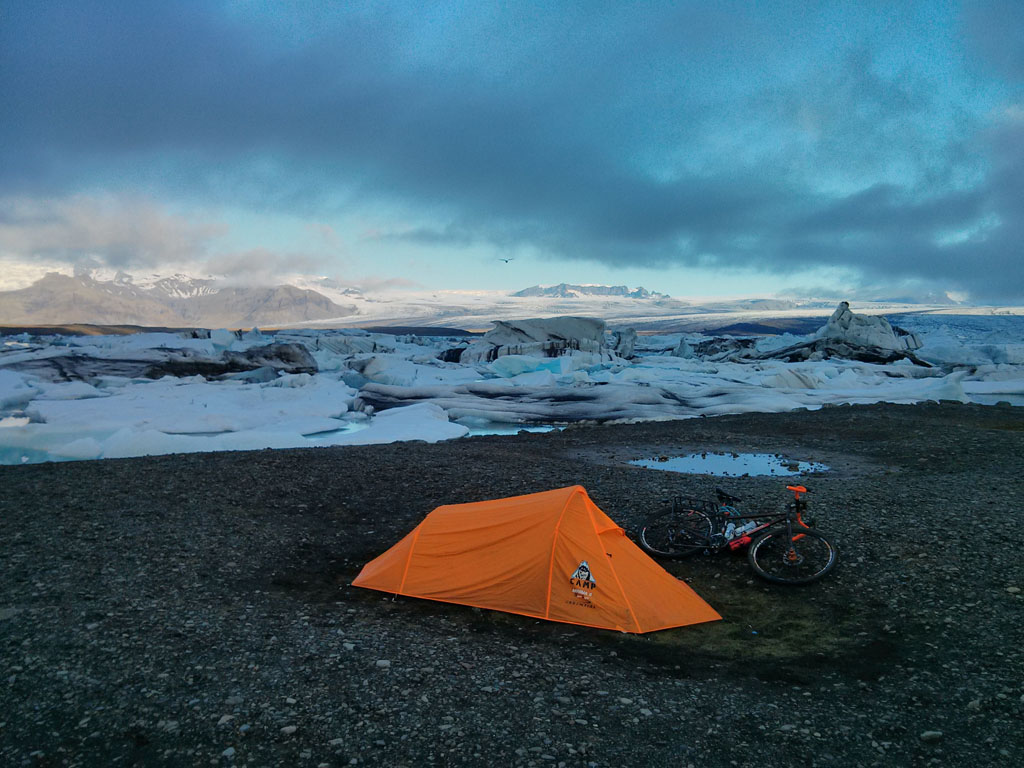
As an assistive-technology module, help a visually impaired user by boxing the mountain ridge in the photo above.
[0,273,357,328]
[0,270,982,331]
[511,283,670,299]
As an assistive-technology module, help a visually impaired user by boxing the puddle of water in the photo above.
[630,452,829,477]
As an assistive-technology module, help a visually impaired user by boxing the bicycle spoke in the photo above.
[748,529,837,584]
[639,509,713,558]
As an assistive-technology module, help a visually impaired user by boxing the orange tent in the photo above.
[353,485,721,633]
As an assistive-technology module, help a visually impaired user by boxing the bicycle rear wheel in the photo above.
[747,529,837,584]
[639,509,713,558]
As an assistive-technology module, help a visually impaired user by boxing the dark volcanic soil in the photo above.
[2,402,1022,767]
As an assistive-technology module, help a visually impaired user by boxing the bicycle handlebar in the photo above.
[786,485,809,500]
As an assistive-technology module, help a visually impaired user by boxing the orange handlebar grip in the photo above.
[786,485,807,499]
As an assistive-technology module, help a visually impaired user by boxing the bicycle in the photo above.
[638,485,838,584]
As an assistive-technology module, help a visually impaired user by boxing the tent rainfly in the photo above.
[353,485,721,633]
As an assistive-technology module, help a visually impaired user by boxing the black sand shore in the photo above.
[2,402,1022,767]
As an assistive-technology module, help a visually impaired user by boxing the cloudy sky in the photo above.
[1,0,1022,301]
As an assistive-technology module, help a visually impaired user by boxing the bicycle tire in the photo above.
[747,528,838,584]
[639,508,714,558]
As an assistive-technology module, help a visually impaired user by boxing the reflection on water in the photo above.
[630,452,829,477]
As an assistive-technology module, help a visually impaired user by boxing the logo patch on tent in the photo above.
[569,561,596,602]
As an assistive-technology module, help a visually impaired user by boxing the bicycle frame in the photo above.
[638,484,838,583]
[697,493,813,552]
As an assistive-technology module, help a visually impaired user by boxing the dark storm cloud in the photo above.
[1,1,1021,299]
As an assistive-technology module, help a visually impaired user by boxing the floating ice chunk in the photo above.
[67,332,217,355]
[210,329,238,349]
[979,345,1024,366]
[961,377,1024,396]
[26,374,356,436]
[817,302,921,351]
[92,375,149,390]
[483,316,606,345]
[815,367,969,405]
[328,402,468,445]
[609,328,637,358]
[753,333,807,354]
[100,428,212,459]
[361,356,419,386]
[0,371,356,462]
[35,381,108,400]
[0,370,39,409]
[565,351,614,371]
[489,355,563,378]
[760,369,823,389]
[262,372,312,388]
[415,365,481,387]
[360,355,480,387]
[314,333,384,356]
[914,329,1024,366]
[509,370,558,387]
[95,414,367,459]
[222,367,280,383]
[455,317,613,365]
[221,343,318,373]
[672,338,695,358]
[0,422,120,462]
[51,437,104,460]
[887,314,1024,367]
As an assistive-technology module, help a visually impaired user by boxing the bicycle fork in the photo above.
[782,520,806,565]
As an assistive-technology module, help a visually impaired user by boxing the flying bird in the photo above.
[498,258,514,263]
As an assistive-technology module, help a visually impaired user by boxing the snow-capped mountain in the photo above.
[143,274,220,299]
[0,272,357,328]
[511,283,670,299]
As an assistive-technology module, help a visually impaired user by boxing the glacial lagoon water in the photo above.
[463,423,561,436]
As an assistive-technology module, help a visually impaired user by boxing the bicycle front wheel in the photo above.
[639,509,713,558]
[747,529,838,584]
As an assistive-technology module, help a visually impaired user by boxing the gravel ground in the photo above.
[1,401,1022,767]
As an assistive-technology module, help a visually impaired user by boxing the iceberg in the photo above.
[817,301,922,351]
[0,307,1020,465]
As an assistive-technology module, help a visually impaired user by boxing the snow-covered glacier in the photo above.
[1,307,1021,465]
